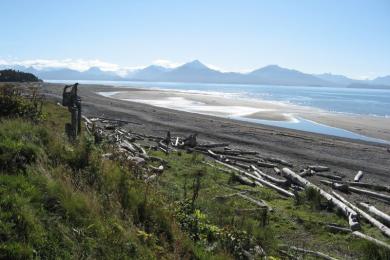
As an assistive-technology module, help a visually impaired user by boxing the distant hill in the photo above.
[33,67,123,81]
[246,65,329,86]
[0,69,41,82]
[372,75,390,86]
[315,73,356,86]
[3,61,390,88]
[132,65,173,81]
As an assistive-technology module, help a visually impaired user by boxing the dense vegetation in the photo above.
[0,83,389,259]
[0,69,41,82]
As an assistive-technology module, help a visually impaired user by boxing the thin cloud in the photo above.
[152,59,183,68]
[0,58,122,72]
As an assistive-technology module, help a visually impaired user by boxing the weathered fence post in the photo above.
[62,83,81,140]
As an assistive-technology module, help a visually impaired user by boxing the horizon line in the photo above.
[0,58,386,80]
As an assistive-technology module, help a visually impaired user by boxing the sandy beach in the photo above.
[98,88,390,142]
[41,83,390,188]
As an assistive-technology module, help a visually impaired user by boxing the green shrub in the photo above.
[305,187,323,210]
[0,84,43,120]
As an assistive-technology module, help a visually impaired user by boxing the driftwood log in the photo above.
[359,202,390,224]
[352,231,390,250]
[282,168,360,230]
[236,193,271,210]
[250,165,288,186]
[315,172,343,181]
[321,180,390,203]
[348,186,390,203]
[216,161,294,197]
[265,157,293,167]
[234,174,256,187]
[281,245,339,260]
[354,170,364,182]
[335,181,390,193]
[326,224,352,233]
[256,161,277,168]
[332,191,390,237]
[308,165,329,172]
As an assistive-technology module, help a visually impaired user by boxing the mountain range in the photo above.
[2,60,389,88]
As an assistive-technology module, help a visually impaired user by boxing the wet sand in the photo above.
[100,88,390,141]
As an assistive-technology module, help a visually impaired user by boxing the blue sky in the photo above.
[1,0,389,78]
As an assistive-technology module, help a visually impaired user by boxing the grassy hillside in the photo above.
[0,83,389,259]
[0,85,221,259]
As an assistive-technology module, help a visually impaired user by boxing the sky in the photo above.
[0,0,389,79]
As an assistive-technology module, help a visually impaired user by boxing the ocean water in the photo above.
[50,80,390,117]
[48,80,390,143]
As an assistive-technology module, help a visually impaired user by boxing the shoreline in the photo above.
[40,82,390,185]
[97,88,390,143]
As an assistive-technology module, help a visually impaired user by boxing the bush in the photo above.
[0,84,43,120]
[305,187,323,210]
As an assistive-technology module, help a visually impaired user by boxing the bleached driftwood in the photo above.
[332,191,390,237]
[282,168,360,230]
[93,116,141,125]
[265,157,293,167]
[283,245,339,260]
[320,180,349,192]
[299,168,313,177]
[228,160,251,170]
[336,181,390,193]
[326,224,352,233]
[250,169,263,179]
[354,170,364,182]
[234,174,255,187]
[133,143,148,157]
[251,165,288,186]
[216,161,294,197]
[81,115,93,125]
[214,149,241,156]
[352,231,390,250]
[320,180,390,203]
[359,202,390,225]
[256,161,277,168]
[150,165,164,174]
[197,143,229,149]
[207,149,224,160]
[224,155,258,164]
[145,174,157,182]
[120,140,137,154]
[174,137,180,147]
[308,165,329,172]
[236,192,271,210]
[273,167,281,175]
[348,186,390,203]
[315,172,343,181]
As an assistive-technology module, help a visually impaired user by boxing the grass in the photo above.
[0,101,225,259]
[0,87,389,259]
[152,151,390,259]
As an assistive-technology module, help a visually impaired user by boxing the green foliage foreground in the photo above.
[0,87,389,259]
[0,102,223,259]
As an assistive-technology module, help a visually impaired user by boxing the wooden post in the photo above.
[62,83,81,141]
